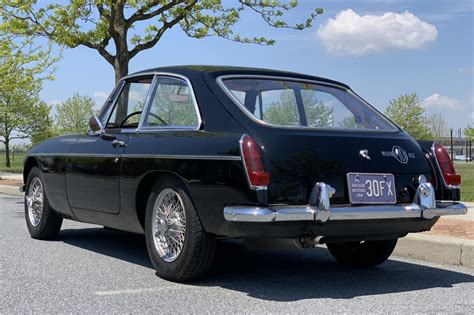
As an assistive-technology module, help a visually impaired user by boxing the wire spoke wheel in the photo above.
[26,177,44,227]
[152,188,186,262]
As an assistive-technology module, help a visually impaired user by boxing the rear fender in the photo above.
[417,140,460,201]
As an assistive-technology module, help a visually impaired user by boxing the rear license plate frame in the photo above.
[346,172,397,205]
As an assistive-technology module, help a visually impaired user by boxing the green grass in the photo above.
[454,162,474,202]
[0,152,25,173]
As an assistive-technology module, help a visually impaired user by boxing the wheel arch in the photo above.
[135,171,198,231]
[23,156,39,183]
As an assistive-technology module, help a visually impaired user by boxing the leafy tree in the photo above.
[0,35,56,89]
[0,83,54,167]
[385,93,433,140]
[338,116,362,129]
[265,90,299,126]
[264,90,333,127]
[56,93,95,134]
[0,1,323,83]
[428,113,448,141]
[465,126,474,141]
[0,36,56,167]
[302,91,334,128]
[30,102,58,145]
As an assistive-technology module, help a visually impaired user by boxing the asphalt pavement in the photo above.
[1,193,473,314]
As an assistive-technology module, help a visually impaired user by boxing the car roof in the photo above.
[129,65,350,89]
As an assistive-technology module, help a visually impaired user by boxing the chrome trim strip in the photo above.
[223,181,468,222]
[96,81,126,127]
[29,153,121,158]
[424,202,468,219]
[124,154,241,161]
[28,152,241,161]
[329,205,422,220]
[137,75,160,130]
[224,202,468,223]
[100,72,202,133]
[216,74,398,133]
[103,80,128,129]
[224,206,316,222]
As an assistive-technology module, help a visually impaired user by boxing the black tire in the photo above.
[25,167,63,239]
[145,176,215,282]
[326,239,397,267]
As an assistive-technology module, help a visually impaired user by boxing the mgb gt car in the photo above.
[22,66,467,281]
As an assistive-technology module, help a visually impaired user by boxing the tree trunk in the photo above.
[113,55,130,123]
[4,138,11,168]
[113,56,129,84]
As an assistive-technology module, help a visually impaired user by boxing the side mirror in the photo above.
[88,115,104,135]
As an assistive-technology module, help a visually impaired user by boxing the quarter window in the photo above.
[142,77,199,128]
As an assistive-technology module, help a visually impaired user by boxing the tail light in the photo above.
[433,143,461,187]
[240,134,270,189]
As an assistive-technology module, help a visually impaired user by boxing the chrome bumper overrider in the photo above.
[224,182,468,223]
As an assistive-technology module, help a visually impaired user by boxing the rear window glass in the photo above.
[220,78,396,131]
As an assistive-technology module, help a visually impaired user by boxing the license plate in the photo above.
[347,173,396,205]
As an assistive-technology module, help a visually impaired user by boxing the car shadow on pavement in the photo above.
[57,227,474,301]
[56,227,153,269]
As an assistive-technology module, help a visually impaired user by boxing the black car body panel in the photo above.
[23,66,463,239]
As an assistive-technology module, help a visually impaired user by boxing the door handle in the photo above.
[112,139,127,148]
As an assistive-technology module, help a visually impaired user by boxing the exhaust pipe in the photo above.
[244,234,326,251]
[298,234,326,249]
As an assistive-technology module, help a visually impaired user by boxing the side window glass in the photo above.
[143,77,199,128]
[106,78,152,129]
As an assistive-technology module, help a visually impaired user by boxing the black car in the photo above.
[21,66,467,281]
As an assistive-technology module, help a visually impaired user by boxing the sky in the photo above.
[40,0,473,135]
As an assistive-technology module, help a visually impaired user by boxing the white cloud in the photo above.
[317,9,438,56]
[93,91,108,101]
[457,67,474,74]
[422,93,464,111]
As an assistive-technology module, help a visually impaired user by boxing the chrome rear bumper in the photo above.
[224,182,468,223]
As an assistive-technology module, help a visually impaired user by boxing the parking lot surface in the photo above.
[1,194,473,313]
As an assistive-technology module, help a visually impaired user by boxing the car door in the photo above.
[120,75,204,213]
[67,75,154,214]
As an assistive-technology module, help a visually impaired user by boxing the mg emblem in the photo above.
[392,146,408,164]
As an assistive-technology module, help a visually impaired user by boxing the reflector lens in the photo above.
[240,135,270,187]
[433,143,461,186]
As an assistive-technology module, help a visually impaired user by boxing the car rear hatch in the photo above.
[254,129,431,205]
[212,74,431,205]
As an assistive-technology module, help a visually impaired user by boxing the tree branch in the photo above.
[129,1,197,59]
[126,1,185,27]
[77,38,114,65]
[9,135,29,140]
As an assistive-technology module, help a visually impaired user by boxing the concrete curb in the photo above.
[394,233,474,268]
[0,185,23,196]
